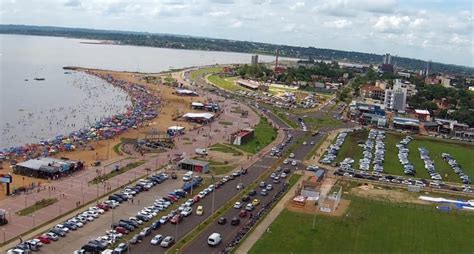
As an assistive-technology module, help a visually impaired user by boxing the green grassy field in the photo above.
[250,197,474,254]
[334,130,474,182]
[335,129,368,163]
[304,114,342,130]
[208,75,241,92]
[189,67,223,80]
[209,143,244,156]
[235,117,277,154]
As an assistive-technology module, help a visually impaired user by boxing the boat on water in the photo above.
[24,79,29,81]
[64,71,72,74]
[34,78,46,81]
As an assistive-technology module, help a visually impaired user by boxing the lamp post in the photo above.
[32,214,35,227]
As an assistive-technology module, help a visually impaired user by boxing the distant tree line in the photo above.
[1,24,473,75]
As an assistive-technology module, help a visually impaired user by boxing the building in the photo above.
[383,53,392,64]
[178,158,209,173]
[440,76,452,88]
[393,117,419,132]
[191,102,205,110]
[251,55,259,66]
[394,79,417,97]
[236,79,269,91]
[14,157,84,179]
[182,112,215,123]
[360,85,385,100]
[384,84,407,112]
[230,129,255,145]
[414,109,431,121]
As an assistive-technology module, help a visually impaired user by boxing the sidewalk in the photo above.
[235,171,307,254]
[0,71,261,246]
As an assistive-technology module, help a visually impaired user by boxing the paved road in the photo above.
[181,132,324,254]
[37,176,182,253]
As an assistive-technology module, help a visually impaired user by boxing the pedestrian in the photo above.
[19,237,23,243]
[131,198,134,204]
[138,199,140,205]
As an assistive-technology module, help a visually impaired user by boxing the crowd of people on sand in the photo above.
[1,70,161,163]
[219,183,289,254]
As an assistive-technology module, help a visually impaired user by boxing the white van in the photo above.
[207,233,222,246]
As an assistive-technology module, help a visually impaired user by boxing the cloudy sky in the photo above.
[1,0,473,67]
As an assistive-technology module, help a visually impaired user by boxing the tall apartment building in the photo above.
[384,84,407,112]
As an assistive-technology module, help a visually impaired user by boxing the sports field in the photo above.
[249,197,474,253]
[335,130,474,183]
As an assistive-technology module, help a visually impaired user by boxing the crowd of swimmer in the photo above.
[1,70,160,161]
[1,73,130,149]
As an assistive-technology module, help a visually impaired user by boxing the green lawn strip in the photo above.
[274,110,299,129]
[336,130,368,164]
[16,198,58,216]
[304,133,328,161]
[207,75,241,92]
[112,142,123,155]
[250,195,474,254]
[210,165,236,175]
[190,67,223,81]
[209,143,244,156]
[234,117,277,154]
[89,160,147,184]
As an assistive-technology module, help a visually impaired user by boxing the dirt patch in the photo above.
[285,198,350,217]
[350,184,429,205]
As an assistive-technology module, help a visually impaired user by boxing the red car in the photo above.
[97,203,110,211]
[239,210,248,218]
[167,195,178,202]
[37,235,51,244]
[193,195,201,203]
[115,226,129,235]
[170,214,183,224]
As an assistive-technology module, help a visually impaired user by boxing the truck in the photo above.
[195,148,208,155]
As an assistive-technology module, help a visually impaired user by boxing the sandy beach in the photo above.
[0,68,209,199]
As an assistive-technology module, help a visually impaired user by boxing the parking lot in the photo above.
[36,175,183,253]
[327,129,474,194]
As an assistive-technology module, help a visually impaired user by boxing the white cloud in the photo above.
[323,19,352,29]
[209,11,229,17]
[229,20,242,28]
[290,1,304,10]
[373,15,410,33]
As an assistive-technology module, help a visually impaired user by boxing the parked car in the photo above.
[160,236,175,248]
[150,234,164,245]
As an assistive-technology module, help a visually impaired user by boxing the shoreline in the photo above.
[0,67,211,199]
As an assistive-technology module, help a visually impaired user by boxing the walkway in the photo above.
[0,69,261,246]
[235,171,307,254]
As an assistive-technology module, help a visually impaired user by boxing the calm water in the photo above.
[0,34,279,150]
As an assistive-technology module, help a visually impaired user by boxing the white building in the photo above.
[384,84,407,112]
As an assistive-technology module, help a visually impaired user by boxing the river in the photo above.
[0,34,279,150]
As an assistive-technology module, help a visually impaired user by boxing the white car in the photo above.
[89,207,105,214]
[233,202,243,209]
[181,207,193,217]
[55,224,69,233]
[129,217,143,225]
[289,153,295,158]
[283,159,289,165]
[150,234,164,245]
[159,215,169,224]
[291,160,297,166]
